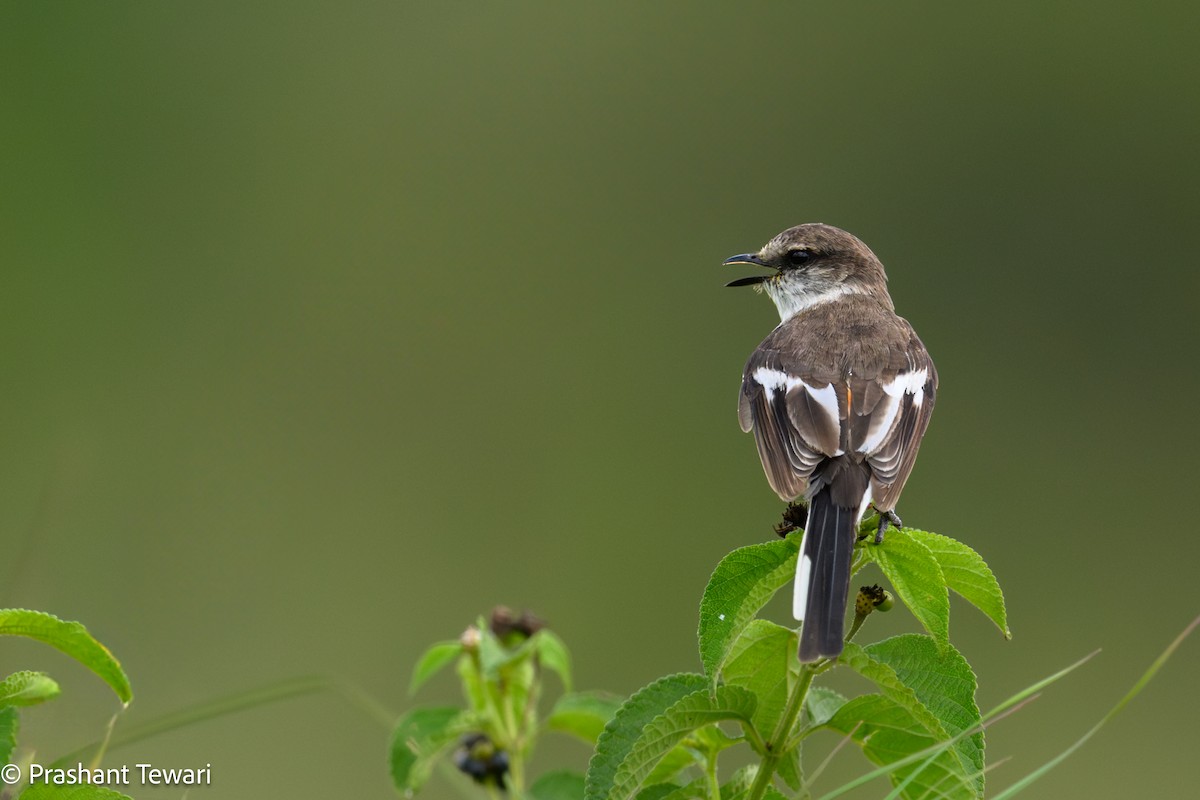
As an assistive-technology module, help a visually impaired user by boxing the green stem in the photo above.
[506,758,525,800]
[469,646,509,744]
[848,545,869,578]
[843,612,868,646]
[705,748,721,800]
[747,662,816,800]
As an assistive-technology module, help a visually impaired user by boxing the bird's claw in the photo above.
[874,508,902,544]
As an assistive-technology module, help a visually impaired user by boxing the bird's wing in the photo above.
[738,347,837,501]
[854,330,937,511]
[738,313,936,506]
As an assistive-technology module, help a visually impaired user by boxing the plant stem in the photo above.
[746,662,816,800]
[705,748,721,800]
[843,612,868,646]
[508,758,528,800]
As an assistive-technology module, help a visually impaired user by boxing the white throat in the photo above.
[763,281,857,322]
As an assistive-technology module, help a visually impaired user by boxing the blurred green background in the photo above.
[2,3,1197,798]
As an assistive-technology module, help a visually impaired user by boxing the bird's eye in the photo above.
[786,249,811,266]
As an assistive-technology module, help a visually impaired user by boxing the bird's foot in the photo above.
[874,508,902,544]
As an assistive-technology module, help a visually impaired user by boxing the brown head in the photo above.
[725,223,893,320]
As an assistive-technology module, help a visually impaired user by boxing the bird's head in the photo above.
[725,223,891,320]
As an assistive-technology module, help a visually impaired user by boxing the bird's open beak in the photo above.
[724,253,773,287]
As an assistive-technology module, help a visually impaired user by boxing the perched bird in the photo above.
[726,224,937,662]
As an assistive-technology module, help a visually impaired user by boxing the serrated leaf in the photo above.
[908,530,1009,638]
[823,694,977,800]
[866,635,983,795]
[388,706,470,793]
[698,535,799,684]
[585,674,756,800]
[19,785,133,800]
[864,531,949,649]
[0,610,131,704]
[585,675,707,800]
[531,769,587,800]
[805,686,848,728]
[0,671,61,707]
[838,643,948,742]
[610,685,755,800]
[409,641,461,696]
[548,691,624,744]
[721,620,799,739]
[535,629,574,692]
[0,706,17,766]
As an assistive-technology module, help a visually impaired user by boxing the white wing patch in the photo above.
[882,368,928,397]
[752,366,801,398]
[857,368,928,453]
[752,367,840,428]
[802,382,841,428]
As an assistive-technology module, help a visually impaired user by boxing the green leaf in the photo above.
[776,744,803,792]
[460,624,538,728]
[504,657,537,734]
[691,722,741,754]
[0,706,17,766]
[823,695,978,800]
[388,706,470,793]
[838,643,948,743]
[548,691,624,744]
[805,686,848,728]
[698,535,799,684]
[479,624,519,676]
[585,674,756,800]
[610,685,755,799]
[720,765,757,798]
[456,652,487,712]
[0,671,61,707]
[908,529,1009,638]
[0,610,132,704]
[864,531,949,650]
[723,766,786,799]
[637,780,704,800]
[644,746,700,786]
[721,620,799,739]
[585,675,707,800]
[822,649,1102,800]
[535,629,574,692]
[409,641,461,695]
[19,786,133,800]
[531,769,587,800]
[866,635,983,795]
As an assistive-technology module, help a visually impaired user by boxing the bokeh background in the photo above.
[2,3,1197,798]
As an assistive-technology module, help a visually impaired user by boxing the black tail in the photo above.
[796,480,860,662]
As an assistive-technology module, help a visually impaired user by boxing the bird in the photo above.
[726,224,937,662]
